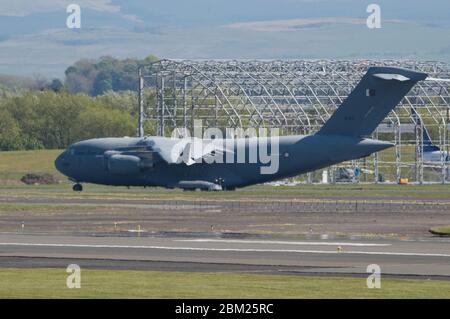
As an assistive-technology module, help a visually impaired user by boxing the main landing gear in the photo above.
[72,183,83,192]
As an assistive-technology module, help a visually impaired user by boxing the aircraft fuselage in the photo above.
[55,134,392,190]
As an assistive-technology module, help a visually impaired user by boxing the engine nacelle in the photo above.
[107,154,141,175]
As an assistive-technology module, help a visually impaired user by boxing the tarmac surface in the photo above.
[0,233,449,278]
[0,190,449,279]
[1,194,449,236]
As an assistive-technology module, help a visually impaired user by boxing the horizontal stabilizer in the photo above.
[426,77,450,83]
[411,108,440,152]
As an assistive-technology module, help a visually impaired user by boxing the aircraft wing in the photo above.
[183,141,233,165]
[150,138,233,165]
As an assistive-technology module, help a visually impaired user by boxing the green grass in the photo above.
[0,203,109,213]
[430,225,450,236]
[0,149,62,180]
[1,183,449,200]
[0,268,449,298]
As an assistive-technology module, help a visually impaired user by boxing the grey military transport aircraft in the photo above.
[55,66,428,191]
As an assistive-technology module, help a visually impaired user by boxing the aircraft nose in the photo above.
[55,151,69,175]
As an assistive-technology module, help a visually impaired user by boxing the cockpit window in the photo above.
[70,146,102,156]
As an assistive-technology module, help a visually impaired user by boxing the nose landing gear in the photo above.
[72,183,83,192]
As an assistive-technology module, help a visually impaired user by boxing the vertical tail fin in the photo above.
[318,67,428,137]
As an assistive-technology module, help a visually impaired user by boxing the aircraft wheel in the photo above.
[73,183,83,192]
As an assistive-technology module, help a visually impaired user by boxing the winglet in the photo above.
[368,66,428,82]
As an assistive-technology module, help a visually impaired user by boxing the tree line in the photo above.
[65,55,158,96]
[0,55,161,151]
[0,91,138,151]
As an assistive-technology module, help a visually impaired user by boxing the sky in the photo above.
[0,0,449,77]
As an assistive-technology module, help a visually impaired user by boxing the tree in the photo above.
[0,109,23,150]
[64,55,158,95]
[49,79,64,92]
[92,71,113,96]
[0,90,138,150]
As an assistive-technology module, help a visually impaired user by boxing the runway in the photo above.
[0,233,449,278]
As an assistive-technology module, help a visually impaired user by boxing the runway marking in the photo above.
[0,242,449,257]
[176,239,391,247]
